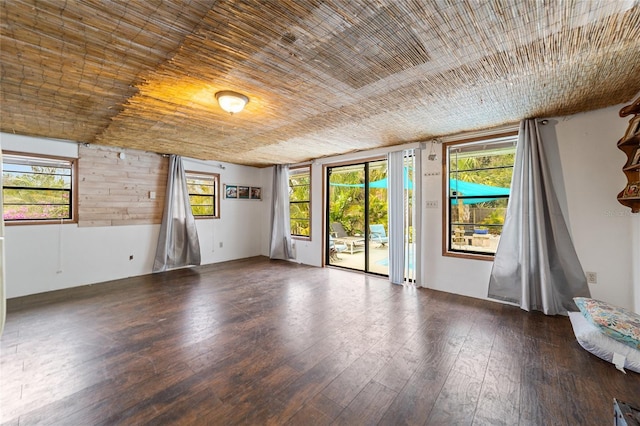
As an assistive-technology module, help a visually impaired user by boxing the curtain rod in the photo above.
[163,154,227,170]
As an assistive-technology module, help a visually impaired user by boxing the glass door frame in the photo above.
[324,157,388,277]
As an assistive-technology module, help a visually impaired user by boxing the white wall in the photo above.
[5,223,160,297]
[1,133,272,298]
[550,106,638,311]
[183,158,272,266]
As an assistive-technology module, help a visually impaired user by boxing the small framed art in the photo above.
[250,187,262,200]
[225,185,237,199]
[238,186,250,199]
[225,184,262,200]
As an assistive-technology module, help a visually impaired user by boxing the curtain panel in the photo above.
[388,151,405,284]
[269,164,294,260]
[388,149,421,285]
[153,155,201,272]
[488,119,590,315]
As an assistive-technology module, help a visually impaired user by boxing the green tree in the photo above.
[3,165,71,220]
[449,148,515,233]
[452,153,514,187]
[289,172,310,236]
[187,175,215,216]
[328,164,389,236]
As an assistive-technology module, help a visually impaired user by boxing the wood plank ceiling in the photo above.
[1,0,640,166]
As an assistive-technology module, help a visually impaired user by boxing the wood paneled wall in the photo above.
[78,145,167,226]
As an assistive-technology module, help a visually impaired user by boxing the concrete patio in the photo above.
[330,235,501,276]
[329,241,389,275]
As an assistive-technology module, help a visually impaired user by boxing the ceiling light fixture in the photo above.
[215,90,249,114]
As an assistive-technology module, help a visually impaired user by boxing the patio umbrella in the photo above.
[449,179,510,204]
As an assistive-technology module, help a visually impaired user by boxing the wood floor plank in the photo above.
[425,370,483,425]
[332,380,398,425]
[473,348,521,425]
[284,403,334,426]
[320,330,402,408]
[266,347,365,424]
[518,336,569,425]
[371,339,427,393]
[377,348,456,425]
[1,256,638,425]
[451,342,492,381]
[301,393,345,422]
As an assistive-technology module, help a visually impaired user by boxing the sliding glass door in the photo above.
[327,159,388,276]
[367,159,388,275]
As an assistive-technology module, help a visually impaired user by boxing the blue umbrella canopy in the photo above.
[329,169,413,189]
[449,179,510,204]
[329,175,508,205]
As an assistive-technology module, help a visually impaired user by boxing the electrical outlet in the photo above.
[586,271,597,284]
[219,242,223,248]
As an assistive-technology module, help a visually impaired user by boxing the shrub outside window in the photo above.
[289,166,310,238]
[2,152,76,223]
[186,171,219,218]
[446,135,517,257]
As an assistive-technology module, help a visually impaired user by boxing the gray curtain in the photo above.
[269,164,294,260]
[153,155,201,272]
[388,150,405,284]
[488,119,590,315]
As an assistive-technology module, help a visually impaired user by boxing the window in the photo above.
[289,166,310,237]
[2,152,76,223]
[186,171,219,218]
[445,134,517,257]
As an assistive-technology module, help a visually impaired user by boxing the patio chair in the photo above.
[330,222,365,254]
[329,236,347,261]
[330,222,350,239]
[369,224,388,247]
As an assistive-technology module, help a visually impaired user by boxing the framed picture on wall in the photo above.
[250,187,261,200]
[225,185,237,199]
[238,186,250,199]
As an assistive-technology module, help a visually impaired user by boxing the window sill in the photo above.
[443,250,495,261]
[5,219,77,226]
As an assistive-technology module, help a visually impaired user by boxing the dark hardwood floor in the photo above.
[1,256,638,425]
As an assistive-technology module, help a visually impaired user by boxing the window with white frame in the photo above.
[2,152,76,223]
[186,171,219,218]
[445,135,517,257]
[289,166,311,238]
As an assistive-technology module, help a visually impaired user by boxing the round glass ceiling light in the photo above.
[215,90,249,114]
